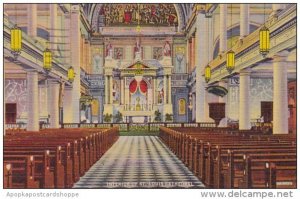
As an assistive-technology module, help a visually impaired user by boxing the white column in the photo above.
[48,81,60,128]
[195,13,209,122]
[105,76,108,104]
[63,5,81,123]
[27,4,37,37]
[273,54,288,134]
[163,75,167,104]
[109,76,113,104]
[63,88,72,123]
[27,71,39,131]
[50,4,58,51]
[239,70,251,130]
[219,80,228,119]
[219,4,227,54]
[240,4,249,39]
[168,75,172,104]
[120,78,124,105]
[98,96,103,122]
[192,93,196,121]
[153,78,157,104]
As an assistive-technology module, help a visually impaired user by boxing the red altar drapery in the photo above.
[129,79,138,93]
[129,79,148,94]
[139,80,147,94]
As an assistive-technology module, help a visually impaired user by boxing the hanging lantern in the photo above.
[10,25,22,58]
[226,50,235,74]
[136,25,141,32]
[43,48,52,71]
[259,26,270,57]
[204,64,211,83]
[68,66,75,83]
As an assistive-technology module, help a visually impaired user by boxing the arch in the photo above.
[90,3,185,32]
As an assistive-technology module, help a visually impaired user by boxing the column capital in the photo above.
[239,68,252,76]
[273,50,289,62]
[47,78,61,85]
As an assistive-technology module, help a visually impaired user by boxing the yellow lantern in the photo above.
[43,48,52,71]
[136,25,141,32]
[204,64,211,83]
[259,25,270,57]
[10,25,22,58]
[68,66,75,83]
[226,50,235,74]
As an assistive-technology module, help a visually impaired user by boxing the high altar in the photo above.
[103,50,173,123]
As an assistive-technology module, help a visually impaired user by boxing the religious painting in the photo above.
[112,80,120,103]
[114,47,124,60]
[178,99,186,115]
[91,99,99,116]
[157,80,164,104]
[153,47,163,60]
[98,4,178,27]
[174,46,186,73]
[92,46,104,74]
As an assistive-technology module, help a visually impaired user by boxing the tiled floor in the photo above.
[74,136,205,188]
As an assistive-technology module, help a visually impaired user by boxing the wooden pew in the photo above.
[4,127,119,188]
[3,155,40,188]
[159,126,296,189]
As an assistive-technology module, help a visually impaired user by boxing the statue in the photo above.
[136,97,141,111]
[105,42,113,58]
[163,41,171,56]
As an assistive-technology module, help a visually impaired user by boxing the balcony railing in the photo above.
[207,4,296,82]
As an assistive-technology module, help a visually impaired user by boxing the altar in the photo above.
[103,51,173,122]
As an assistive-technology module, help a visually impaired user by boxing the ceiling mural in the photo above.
[98,4,178,27]
[86,4,194,32]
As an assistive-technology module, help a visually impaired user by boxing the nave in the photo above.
[74,136,204,188]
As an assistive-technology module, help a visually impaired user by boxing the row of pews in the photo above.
[4,127,119,188]
[159,127,296,189]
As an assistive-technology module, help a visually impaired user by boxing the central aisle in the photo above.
[74,136,205,188]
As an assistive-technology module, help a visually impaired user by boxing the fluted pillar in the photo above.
[219,4,227,54]
[27,71,39,131]
[191,36,196,69]
[273,54,288,134]
[27,4,37,37]
[120,78,125,105]
[239,70,251,130]
[50,4,58,51]
[163,75,167,104]
[240,4,249,39]
[168,75,172,104]
[153,78,157,104]
[105,76,108,104]
[48,80,60,128]
[109,76,113,104]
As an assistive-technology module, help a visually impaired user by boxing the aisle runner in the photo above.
[74,136,205,188]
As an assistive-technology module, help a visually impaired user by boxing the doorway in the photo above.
[261,101,273,123]
[5,103,17,123]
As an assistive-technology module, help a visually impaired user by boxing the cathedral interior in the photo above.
[2,3,297,190]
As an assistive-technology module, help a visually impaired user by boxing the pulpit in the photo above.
[208,103,225,125]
